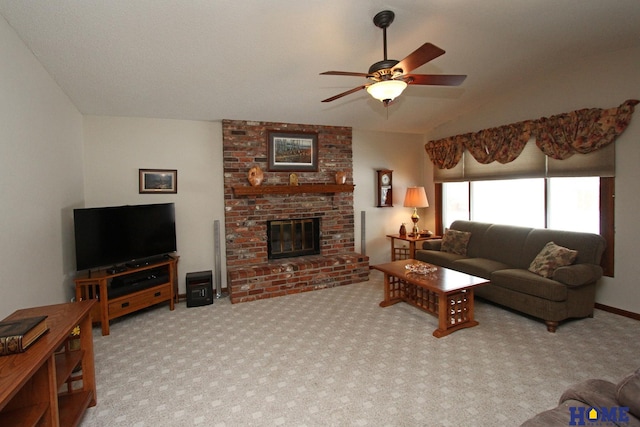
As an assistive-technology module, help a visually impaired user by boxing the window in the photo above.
[547,177,600,233]
[439,177,612,275]
[472,179,545,228]
[442,177,599,231]
[442,182,468,228]
[434,136,615,275]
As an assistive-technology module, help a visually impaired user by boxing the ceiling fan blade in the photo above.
[403,74,467,86]
[393,43,446,75]
[321,85,368,102]
[320,71,371,78]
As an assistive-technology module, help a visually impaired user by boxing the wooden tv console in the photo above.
[0,300,96,427]
[74,255,179,336]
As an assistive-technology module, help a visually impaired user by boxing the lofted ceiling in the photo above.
[1,0,640,134]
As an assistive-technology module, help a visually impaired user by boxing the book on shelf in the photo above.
[0,315,48,356]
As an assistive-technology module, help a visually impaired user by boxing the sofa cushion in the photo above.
[448,220,492,258]
[481,224,533,268]
[617,368,640,418]
[415,249,465,269]
[491,269,568,301]
[450,258,510,280]
[441,229,471,255]
[529,242,578,278]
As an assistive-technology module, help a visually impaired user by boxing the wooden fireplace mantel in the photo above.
[232,184,355,196]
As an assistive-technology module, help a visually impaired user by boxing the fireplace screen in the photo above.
[267,218,320,259]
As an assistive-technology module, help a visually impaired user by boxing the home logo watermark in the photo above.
[569,406,631,426]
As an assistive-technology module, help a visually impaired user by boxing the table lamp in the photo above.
[403,187,430,235]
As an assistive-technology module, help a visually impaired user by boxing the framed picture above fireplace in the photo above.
[268,131,318,172]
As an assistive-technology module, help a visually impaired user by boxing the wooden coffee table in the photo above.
[373,259,488,338]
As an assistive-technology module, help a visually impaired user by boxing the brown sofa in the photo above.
[415,220,606,332]
[521,368,640,426]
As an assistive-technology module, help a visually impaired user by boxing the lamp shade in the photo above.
[366,80,408,102]
[403,187,429,208]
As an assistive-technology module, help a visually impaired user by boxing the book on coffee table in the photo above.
[0,315,48,356]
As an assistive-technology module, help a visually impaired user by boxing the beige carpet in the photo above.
[80,271,640,426]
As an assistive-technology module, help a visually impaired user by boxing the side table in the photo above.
[386,234,438,261]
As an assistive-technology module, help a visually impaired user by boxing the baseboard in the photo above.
[595,303,640,321]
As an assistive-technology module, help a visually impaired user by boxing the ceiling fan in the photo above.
[320,10,467,107]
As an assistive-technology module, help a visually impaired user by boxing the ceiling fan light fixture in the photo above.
[366,80,407,102]
[319,10,466,105]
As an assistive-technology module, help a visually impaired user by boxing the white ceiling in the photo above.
[1,0,640,134]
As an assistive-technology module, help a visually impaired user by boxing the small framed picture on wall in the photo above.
[139,169,177,194]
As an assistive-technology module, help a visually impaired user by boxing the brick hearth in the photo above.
[222,119,369,303]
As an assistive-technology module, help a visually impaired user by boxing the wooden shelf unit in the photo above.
[75,255,179,336]
[232,183,355,196]
[0,300,97,427]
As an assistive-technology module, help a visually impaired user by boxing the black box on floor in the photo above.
[186,270,214,307]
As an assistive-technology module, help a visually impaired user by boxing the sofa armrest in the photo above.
[560,379,619,408]
[552,264,603,287]
[421,239,442,251]
[617,368,640,419]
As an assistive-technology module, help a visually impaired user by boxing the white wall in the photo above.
[81,121,429,290]
[0,16,84,318]
[82,116,225,294]
[352,130,430,265]
[425,45,640,313]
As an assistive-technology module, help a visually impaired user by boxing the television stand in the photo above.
[106,265,128,275]
[125,254,170,269]
[74,255,179,336]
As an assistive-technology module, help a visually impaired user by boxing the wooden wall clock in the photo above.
[376,169,393,207]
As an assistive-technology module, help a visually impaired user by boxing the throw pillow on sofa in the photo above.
[441,229,471,256]
[528,241,578,278]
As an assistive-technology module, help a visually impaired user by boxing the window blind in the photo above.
[434,140,615,182]
[547,142,615,177]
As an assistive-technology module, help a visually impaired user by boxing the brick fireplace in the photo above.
[223,119,369,303]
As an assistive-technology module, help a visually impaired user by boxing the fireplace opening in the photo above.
[267,217,321,259]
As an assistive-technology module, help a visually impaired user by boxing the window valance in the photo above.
[425,99,639,172]
[464,120,533,164]
[536,99,638,160]
[423,136,464,169]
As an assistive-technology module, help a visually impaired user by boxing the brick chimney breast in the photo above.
[222,120,369,303]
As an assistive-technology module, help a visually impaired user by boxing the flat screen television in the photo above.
[73,203,177,271]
